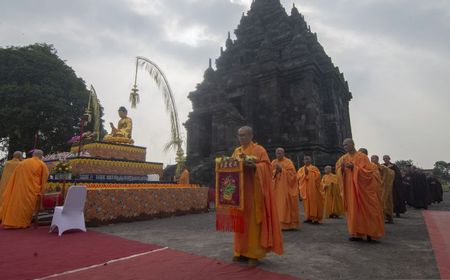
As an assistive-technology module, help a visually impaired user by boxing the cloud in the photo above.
[0,0,448,168]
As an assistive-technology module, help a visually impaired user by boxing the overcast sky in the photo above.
[1,0,449,168]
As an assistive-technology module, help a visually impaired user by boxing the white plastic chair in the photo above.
[50,186,87,236]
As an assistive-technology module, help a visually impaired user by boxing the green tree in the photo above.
[394,159,414,172]
[0,43,105,160]
[433,161,450,181]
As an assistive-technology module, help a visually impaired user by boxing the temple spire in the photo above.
[226,31,233,49]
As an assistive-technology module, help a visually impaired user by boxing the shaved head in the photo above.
[358,148,368,155]
[324,165,332,174]
[343,138,356,153]
[275,148,285,160]
[237,126,254,146]
[371,155,379,164]
[383,155,391,164]
[304,155,312,165]
[13,151,23,159]
[32,149,44,159]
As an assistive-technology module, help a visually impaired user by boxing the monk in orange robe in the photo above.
[1,150,49,229]
[231,126,283,265]
[336,139,384,242]
[271,147,300,230]
[371,155,395,224]
[0,151,23,209]
[322,165,344,219]
[177,167,190,184]
[297,156,323,224]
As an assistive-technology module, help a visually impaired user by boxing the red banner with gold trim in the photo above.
[215,158,244,233]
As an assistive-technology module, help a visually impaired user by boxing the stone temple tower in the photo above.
[185,0,352,185]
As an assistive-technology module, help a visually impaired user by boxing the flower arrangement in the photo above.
[53,160,72,174]
[222,175,237,201]
[215,154,257,169]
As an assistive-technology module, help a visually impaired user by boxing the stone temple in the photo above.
[184,0,352,185]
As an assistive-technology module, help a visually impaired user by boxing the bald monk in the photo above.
[0,151,23,209]
[1,150,49,229]
[177,166,190,184]
[231,126,283,265]
[322,165,344,219]
[337,139,384,242]
[271,148,300,230]
[297,156,323,224]
[371,155,395,224]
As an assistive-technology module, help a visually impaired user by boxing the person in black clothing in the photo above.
[383,155,406,217]
[407,166,430,209]
[427,175,443,204]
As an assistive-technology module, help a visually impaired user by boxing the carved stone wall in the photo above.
[185,0,352,185]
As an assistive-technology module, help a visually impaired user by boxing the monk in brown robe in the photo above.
[322,165,344,219]
[337,139,384,242]
[1,150,49,229]
[297,156,323,224]
[0,151,23,209]
[271,147,300,230]
[371,155,395,224]
[231,126,283,265]
[383,155,407,217]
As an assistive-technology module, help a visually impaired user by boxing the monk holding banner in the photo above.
[297,156,323,224]
[217,126,283,265]
[1,150,49,229]
[336,139,384,242]
[0,151,23,209]
[271,148,300,230]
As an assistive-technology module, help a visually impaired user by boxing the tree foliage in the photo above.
[394,159,414,172]
[433,161,450,182]
[0,43,105,160]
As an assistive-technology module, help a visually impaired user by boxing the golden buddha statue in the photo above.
[103,106,134,144]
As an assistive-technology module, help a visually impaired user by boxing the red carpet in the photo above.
[0,227,161,280]
[0,227,298,280]
[423,211,450,280]
[53,248,298,280]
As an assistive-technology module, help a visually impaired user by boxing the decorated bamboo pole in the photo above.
[130,56,186,177]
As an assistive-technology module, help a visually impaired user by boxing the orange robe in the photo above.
[232,142,283,259]
[0,157,49,229]
[0,158,21,209]
[377,164,395,219]
[336,152,384,239]
[178,169,190,184]
[297,165,323,222]
[272,157,300,230]
[322,173,344,218]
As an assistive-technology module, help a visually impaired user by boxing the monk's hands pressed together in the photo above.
[345,162,354,170]
[275,163,282,173]
[304,166,309,175]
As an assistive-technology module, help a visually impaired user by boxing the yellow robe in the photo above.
[322,173,344,218]
[0,157,49,229]
[376,163,395,219]
[0,158,21,209]
[103,117,133,142]
[297,165,324,222]
[336,152,384,239]
[271,157,300,230]
[232,142,283,259]
[178,169,190,184]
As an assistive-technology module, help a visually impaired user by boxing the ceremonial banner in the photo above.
[215,158,244,232]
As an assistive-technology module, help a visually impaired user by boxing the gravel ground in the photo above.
[94,191,449,279]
